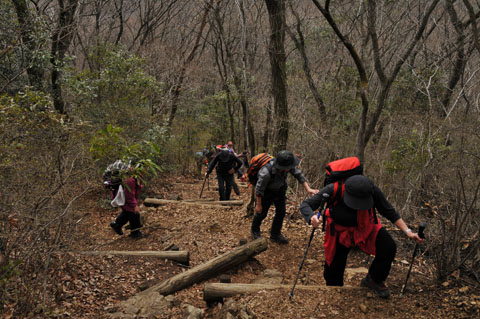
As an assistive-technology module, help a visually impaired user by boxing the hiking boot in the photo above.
[361,274,390,298]
[129,231,143,239]
[251,230,262,240]
[270,234,289,244]
[110,222,123,235]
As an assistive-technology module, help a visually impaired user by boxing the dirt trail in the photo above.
[60,174,478,318]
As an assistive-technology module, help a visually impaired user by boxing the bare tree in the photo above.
[167,0,214,128]
[286,0,326,120]
[311,0,440,161]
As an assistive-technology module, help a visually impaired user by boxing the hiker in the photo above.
[225,141,236,155]
[299,173,424,298]
[110,169,144,239]
[206,148,243,201]
[223,141,245,195]
[251,150,318,244]
[194,151,204,179]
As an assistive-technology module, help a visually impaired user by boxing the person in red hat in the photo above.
[300,174,424,298]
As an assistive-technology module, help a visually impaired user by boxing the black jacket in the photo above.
[299,182,401,227]
[207,152,243,175]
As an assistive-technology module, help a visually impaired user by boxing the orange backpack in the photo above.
[246,153,273,185]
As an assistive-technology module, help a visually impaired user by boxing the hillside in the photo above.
[35,173,479,319]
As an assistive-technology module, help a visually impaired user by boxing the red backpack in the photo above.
[322,157,377,231]
[324,156,363,206]
[246,153,273,185]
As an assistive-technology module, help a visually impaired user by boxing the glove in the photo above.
[241,174,246,183]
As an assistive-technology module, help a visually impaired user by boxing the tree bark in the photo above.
[265,0,288,153]
[80,250,189,264]
[140,237,268,296]
[203,283,362,302]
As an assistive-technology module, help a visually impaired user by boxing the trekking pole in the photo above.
[289,193,329,300]
[199,175,208,199]
[400,222,426,295]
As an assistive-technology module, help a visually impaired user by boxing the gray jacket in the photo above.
[255,160,307,197]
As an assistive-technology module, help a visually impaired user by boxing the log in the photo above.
[203,283,363,302]
[140,238,268,296]
[183,198,215,202]
[80,250,189,264]
[144,198,243,207]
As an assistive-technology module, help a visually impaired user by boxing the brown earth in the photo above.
[39,173,479,318]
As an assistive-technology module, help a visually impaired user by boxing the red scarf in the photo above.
[323,208,382,266]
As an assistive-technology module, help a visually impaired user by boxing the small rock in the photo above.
[183,305,204,319]
[359,303,368,313]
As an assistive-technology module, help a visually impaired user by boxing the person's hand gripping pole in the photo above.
[401,222,426,295]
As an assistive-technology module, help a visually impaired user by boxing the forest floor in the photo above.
[44,172,479,319]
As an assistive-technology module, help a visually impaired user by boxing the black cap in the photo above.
[218,149,231,162]
[343,175,374,210]
[274,150,300,170]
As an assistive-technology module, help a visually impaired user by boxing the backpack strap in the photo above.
[331,180,345,207]
[323,180,378,233]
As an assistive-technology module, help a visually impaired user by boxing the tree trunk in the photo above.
[12,0,45,91]
[140,238,268,296]
[50,0,79,114]
[265,0,288,153]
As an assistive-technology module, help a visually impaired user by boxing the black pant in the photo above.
[115,208,141,234]
[251,189,286,236]
[217,172,234,200]
[324,227,396,286]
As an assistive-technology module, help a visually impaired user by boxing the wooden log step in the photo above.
[80,250,189,265]
[140,238,268,296]
[203,283,363,302]
[144,198,243,207]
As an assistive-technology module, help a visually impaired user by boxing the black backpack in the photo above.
[102,160,130,191]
